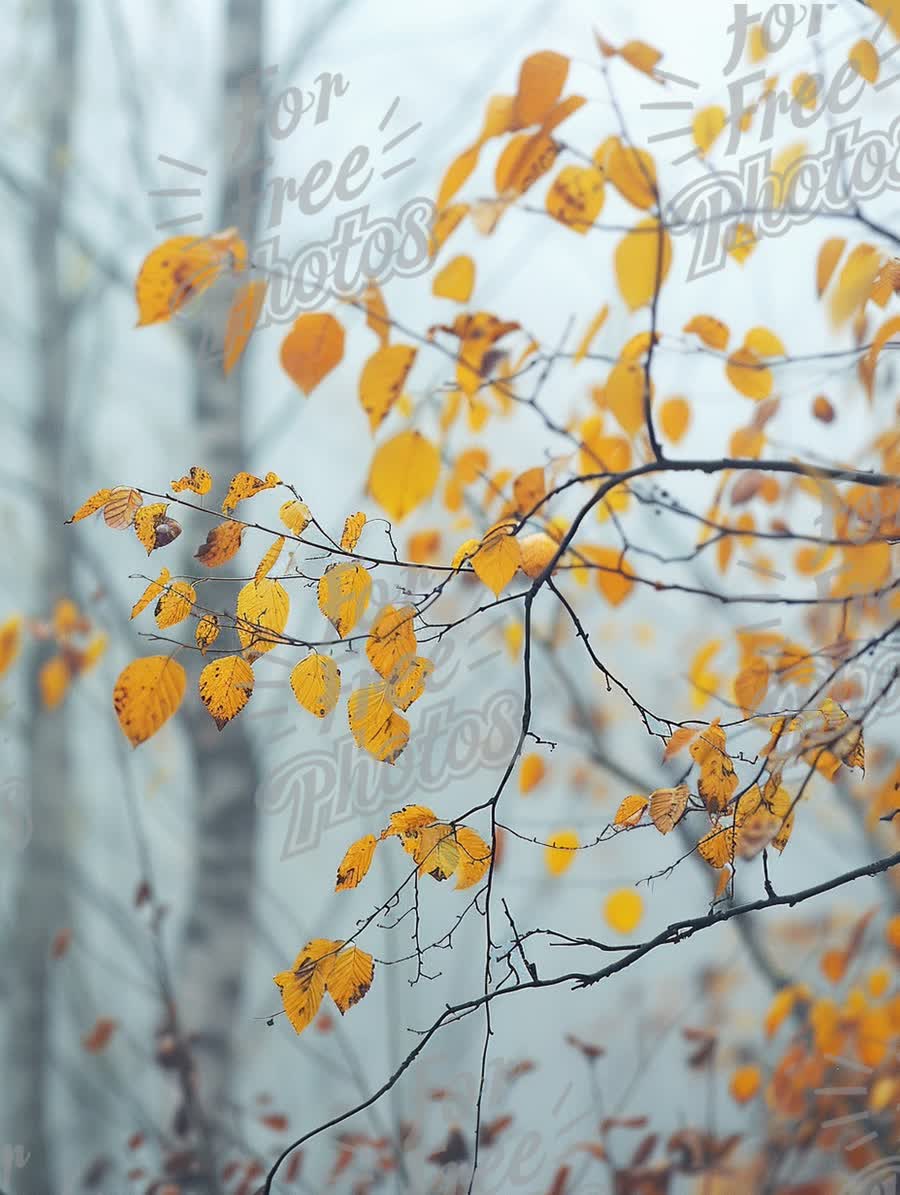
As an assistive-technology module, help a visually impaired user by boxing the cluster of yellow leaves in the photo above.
[725,327,785,401]
[68,486,182,554]
[274,939,374,1037]
[135,231,265,374]
[13,599,108,711]
[335,804,491,892]
[346,605,434,763]
[613,785,688,835]
[763,698,865,781]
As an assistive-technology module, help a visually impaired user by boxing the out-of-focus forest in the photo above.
[1,2,899,1194]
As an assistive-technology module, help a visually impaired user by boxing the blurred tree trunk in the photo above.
[178,0,266,1135]
[2,1,78,1190]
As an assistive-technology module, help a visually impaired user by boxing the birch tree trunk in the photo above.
[2,1,78,1190]
[177,0,266,1140]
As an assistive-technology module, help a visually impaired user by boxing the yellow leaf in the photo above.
[730,1065,761,1104]
[868,0,900,40]
[545,830,579,876]
[359,344,417,432]
[451,538,480,569]
[0,615,23,677]
[697,822,734,869]
[660,396,690,443]
[290,652,341,718]
[726,347,773,400]
[387,655,434,710]
[546,165,605,233]
[699,751,738,817]
[734,656,770,716]
[663,726,699,760]
[113,656,187,746]
[130,569,170,620]
[614,794,647,828]
[236,577,289,655]
[366,605,417,679]
[683,315,729,351]
[39,655,70,711]
[574,303,609,364]
[604,888,643,934]
[586,546,635,607]
[743,327,785,358]
[223,278,267,375]
[195,614,219,656]
[255,536,285,583]
[614,219,672,311]
[829,243,883,327]
[171,466,212,496]
[519,532,558,579]
[693,106,726,155]
[619,40,662,77]
[325,943,374,1013]
[430,202,469,256]
[437,144,480,210]
[335,834,378,891]
[348,682,409,763]
[690,642,721,707]
[726,222,757,265]
[134,503,181,554]
[279,499,312,535]
[273,939,339,1036]
[66,487,113,523]
[519,753,546,795]
[222,470,280,515]
[368,429,440,521]
[340,512,366,552]
[513,50,569,127]
[472,522,522,596]
[194,520,244,567]
[154,580,196,629]
[135,230,246,326]
[280,312,345,394]
[605,361,645,438]
[791,73,818,110]
[318,562,371,637]
[598,139,658,210]
[769,141,807,206]
[495,129,558,197]
[648,785,689,834]
[381,805,438,839]
[432,254,475,302]
[512,467,546,515]
[103,486,143,529]
[401,822,460,880]
[816,237,846,297]
[849,39,880,84]
[198,654,255,729]
[455,825,492,889]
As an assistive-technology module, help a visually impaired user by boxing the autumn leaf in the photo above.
[154,581,196,629]
[615,219,672,311]
[103,486,143,529]
[67,488,113,523]
[199,655,255,729]
[472,521,521,596]
[135,230,246,326]
[348,682,410,763]
[113,656,186,746]
[171,466,212,496]
[366,605,417,679]
[273,939,339,1036]
[195,520,244,567]
[279,499,312,535]
[290,652,341,719]
[614,794,647,828]
[83,1017,118,1053]
[340,512,366,552]
[454,825,492,889]
[195,614,219,656]
[604,889,644,934]
[0,615,23,677]
[223,278,267,374]
[254,536,285,583]
[381,805,438,839]
[387,655,433,710]
[280,313,345,394]
[545,830,579,876]
[519,753,546,795]
[649,785,689,834]
[401,822,460,880]
[318,562,372,637]
[325,944,375,1013]
[359,345,417,432]
[335,834,378,891]
[134,503,182,554]
[546,165,605,233]
[39,656,70,710]
[513,50,570,127]
[432,255,475,302]
[236,577,290,655]
[222,470,280,515]
[368,430,441,521]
